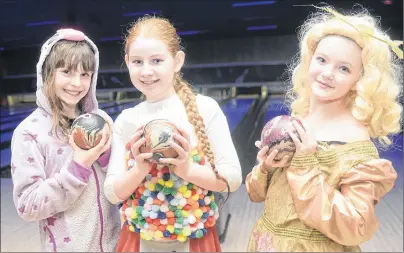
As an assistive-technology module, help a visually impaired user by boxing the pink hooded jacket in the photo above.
[10,29,120,252]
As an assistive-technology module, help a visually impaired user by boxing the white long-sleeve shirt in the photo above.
[104,93,242,204]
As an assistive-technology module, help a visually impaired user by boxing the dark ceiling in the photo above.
[0,0,402,51]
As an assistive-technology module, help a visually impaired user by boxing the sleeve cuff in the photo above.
[290,153,319,169]
[97,148,111,167]
[104,175,125,204]
[68,161,92,183]
[252,163,268,183]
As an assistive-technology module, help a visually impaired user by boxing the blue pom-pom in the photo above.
[134,227,141,233]
[158,211,166,219]
[166,195,174,202]
[150,191,158,198]
[163,231,171,238]
[202,212,209,219]
[198,199,205,206]
[189,232,196,239]
[202,228,207,235]
[138,199,145,206]
[162,173,170,181]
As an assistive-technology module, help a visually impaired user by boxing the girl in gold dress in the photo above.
[246,6,402,252]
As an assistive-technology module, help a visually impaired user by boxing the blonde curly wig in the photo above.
[286,6,403,146]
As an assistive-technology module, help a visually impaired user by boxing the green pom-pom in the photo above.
[170,189,177,196]
[193,155,201,163]
[174,210,182,218]
[210,202,217,210]
[155,183,163,192]
[195,230,203,238]
[187,183,193,190]
[136,206,143,214]
[168,205,177,211]
[138,219,146,227]
[163,187,172,195]
[176,217,184,224]
[175,228,182,235]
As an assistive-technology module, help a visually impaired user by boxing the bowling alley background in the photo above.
[1,0,402,252]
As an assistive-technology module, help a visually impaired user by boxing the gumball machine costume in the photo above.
[119,120,220,242]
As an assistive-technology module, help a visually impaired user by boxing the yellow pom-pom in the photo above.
[194,209,203,218]
[191,150,198,156]
[179,185,187,193]
[147,183,155,191]
[165,179,174,188]
[182,226,191,236]
[129,225,135,232]
[141,231,153,240]
[158,178,165,185]
[131,211,138,219]
[154,230,163,239]
[183,190,191,198]
[181,210,189,217]
[167,225,175,233]
[192,194,199,201]
[210,195,215,201]
[177,235,187,242]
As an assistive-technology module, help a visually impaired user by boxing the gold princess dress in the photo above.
[246,140,397,252]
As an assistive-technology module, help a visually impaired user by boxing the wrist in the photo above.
[73,158,92,169]
[259,162,269,174]
[174,161,192,179]
[134,163,152,175]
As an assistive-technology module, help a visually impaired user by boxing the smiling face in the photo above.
[307,35,363,102]
[53,64,92,111]
[42,40,95,116]
[125,36,184,102]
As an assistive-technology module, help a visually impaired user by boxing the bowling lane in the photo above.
[0,106,35,117]
[0,101,141,169]
[264,97,289,124]
[221,98,255,132]
[0,100,131,118]
[1,100,134,125]
[0,148,11,168]
[0,101,138,143]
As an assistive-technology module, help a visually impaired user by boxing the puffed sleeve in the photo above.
[287,155,397,246]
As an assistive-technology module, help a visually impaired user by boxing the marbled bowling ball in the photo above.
[71,113,106,150]
[140,119,180,163]
[261,115,304,163]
